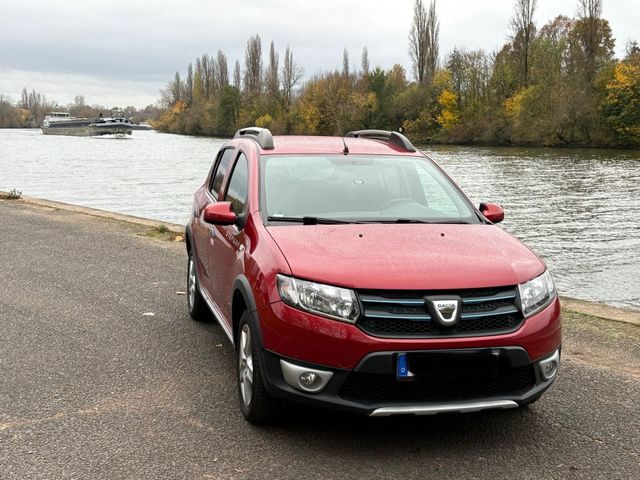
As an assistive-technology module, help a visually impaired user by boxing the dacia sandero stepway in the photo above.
[185,127,561,423]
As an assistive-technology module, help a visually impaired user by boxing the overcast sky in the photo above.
[0,0,637,108]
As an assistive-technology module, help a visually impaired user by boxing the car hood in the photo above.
[266,224,545,290]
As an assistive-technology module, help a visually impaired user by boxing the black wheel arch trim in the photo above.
[233,275,277,397]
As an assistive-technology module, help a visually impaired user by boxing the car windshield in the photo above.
[262,155,480,224]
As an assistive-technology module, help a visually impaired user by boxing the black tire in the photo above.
[237,311,280,423]
[187,251,209,321]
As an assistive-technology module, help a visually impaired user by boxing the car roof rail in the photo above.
[345,129,416,152]
[233,127,275,150]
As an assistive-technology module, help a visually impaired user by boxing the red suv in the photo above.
[186,127,561,423]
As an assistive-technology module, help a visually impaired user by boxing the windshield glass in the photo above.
[262,155,480,224]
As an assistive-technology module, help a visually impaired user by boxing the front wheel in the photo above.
[237,311,280,423]
[187,252,208,321]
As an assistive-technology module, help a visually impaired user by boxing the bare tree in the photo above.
[265,41,280,99]
[342,48,350,78]
[215,50,229,94]
[243,34,263,96]
[233,60,241,90]
[577,0,603,81]
[510,0,538,87]
[185,63,194,104]
[426,1,439,82]
[361,46,370,76]
[171,72,182,105]
[409,0,438,85]
[281,45,304,108]
[200,54,212,99]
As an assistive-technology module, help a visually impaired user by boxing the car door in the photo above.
[207,151,250,329]
[194,147,235,297]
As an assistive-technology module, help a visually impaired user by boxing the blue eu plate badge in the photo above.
[396,353,414,380]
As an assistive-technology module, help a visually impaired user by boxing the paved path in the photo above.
[1,200,639,479]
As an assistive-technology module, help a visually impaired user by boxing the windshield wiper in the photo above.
[267,216,356,225]
[368,218,472,224]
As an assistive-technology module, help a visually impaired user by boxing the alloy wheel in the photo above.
[188,256,196,310]
[239,324,254,407]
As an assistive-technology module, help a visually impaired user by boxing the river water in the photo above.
[1,128,639,309]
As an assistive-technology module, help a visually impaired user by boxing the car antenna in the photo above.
[341,136,349,155]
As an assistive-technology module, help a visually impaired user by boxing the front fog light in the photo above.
[539,349,560,380]
[299,372,319,389]
[280,359,334,393]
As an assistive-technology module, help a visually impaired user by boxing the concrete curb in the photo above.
[560,296,640,327]
[10,194,184,233]
[4,192,639,326]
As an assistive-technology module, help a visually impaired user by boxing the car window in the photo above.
[225,153,249,215]
[210,148,235,197]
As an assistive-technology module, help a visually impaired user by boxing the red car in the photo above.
[186,127,561,423]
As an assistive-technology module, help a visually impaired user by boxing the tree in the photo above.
[233,60,241,90]
[265,41,280,100]
[281,45,303,109]
[185,63,194,105]
[409,0,438,85]
[342,48,350,78]
[361,46,370,77]
[510,0,538,87]
[624,40,640,66]
[409,0,428,84]
[244,34,263,96]
[426,1,439,83]
[602,62,640,144]
[215,50,229,95]
[577,0,603,82]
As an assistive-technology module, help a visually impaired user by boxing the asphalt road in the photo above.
[1,200,639,480]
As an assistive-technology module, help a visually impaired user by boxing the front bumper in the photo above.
[259,297,562,369]
[259,346,559,416]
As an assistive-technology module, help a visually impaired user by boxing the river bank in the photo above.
[3,192,639,323]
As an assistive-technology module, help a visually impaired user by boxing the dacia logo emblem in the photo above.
[425,296,461,327]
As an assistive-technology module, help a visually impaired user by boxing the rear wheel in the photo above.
[187,252,208,321]
[238,311,280,423]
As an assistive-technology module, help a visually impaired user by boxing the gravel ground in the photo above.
[1,200,639,480]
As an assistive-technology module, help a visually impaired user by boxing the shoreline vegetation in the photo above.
[151,0,639,149]
[1,1,638,149]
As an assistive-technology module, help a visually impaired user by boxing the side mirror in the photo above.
[479,202,504,224]
[203,202,237,225]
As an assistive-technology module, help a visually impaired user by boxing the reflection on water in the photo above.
[1,129,638,309]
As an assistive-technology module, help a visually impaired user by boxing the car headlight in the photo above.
[276,274,360,323]
[518,270,556,317]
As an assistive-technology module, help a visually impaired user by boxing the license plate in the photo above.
[398,351,502,381]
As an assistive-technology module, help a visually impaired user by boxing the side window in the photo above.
[225,153,249,215]
[210,148,235,197]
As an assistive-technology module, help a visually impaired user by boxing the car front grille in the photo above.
[338,365,536,405]
[357,286,523,338]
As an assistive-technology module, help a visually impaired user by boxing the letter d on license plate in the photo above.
[396,353,414,381]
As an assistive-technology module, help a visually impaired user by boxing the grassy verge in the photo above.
[0,189,22,200]
[141,224,184,242]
